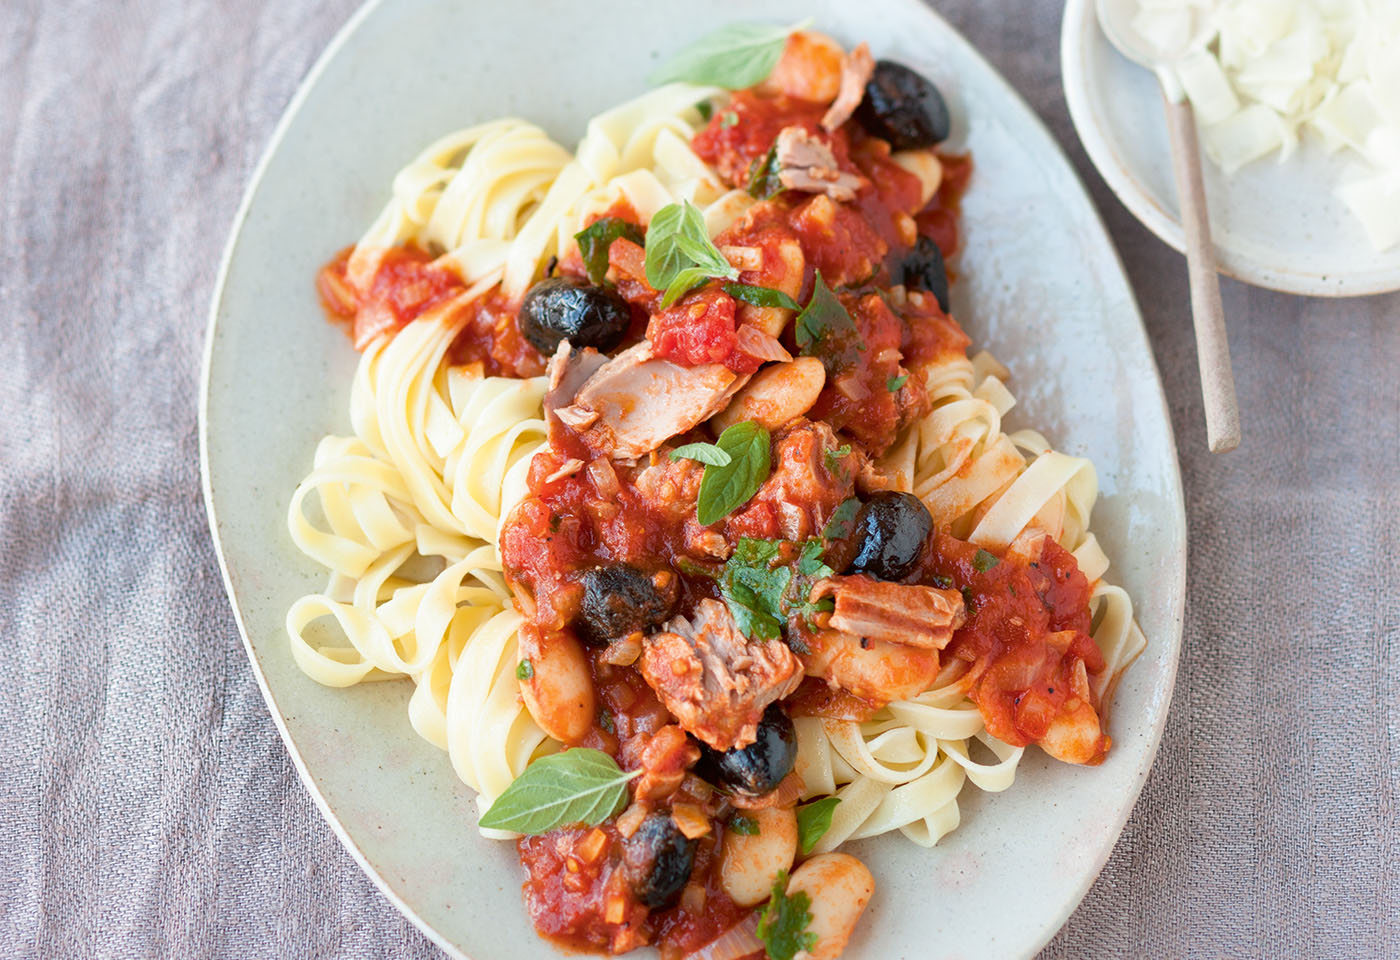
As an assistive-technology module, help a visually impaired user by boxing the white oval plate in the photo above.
[201,1,1186,957]
[1061,0,1400,297]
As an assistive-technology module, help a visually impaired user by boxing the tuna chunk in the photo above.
[809,575,966,649]
[775,127,867,202]
[821,42,875,132]
[639,599,804,751]
[554,342,748,460]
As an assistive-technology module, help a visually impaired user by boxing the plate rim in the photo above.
[199,1,1188,956]
[197,1,468,956]
[1060,0,1400,298]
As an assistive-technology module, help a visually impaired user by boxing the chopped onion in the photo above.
[684,913,762,960]
[727,770,805,810]
[735,324,793,363]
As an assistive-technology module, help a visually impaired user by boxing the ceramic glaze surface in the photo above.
[201,1,1186,956]
[1062,0,1400,297]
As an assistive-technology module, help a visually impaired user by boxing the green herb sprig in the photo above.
[796,796,841,854]
[795,271,866,374]
[756,871,817,960]
[724,282,801,310]
[649,21,807,89]
[644,201,739,307]
[694,421,771,526]
[574,217,644,286]
[477,749,639,835]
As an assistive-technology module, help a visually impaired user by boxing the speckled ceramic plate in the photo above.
[1061,0,1400,297]
[200,1,1186,957]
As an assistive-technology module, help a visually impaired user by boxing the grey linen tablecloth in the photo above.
[2,0,1396,956]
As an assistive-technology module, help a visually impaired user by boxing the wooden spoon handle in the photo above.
[1162,91,1241,453]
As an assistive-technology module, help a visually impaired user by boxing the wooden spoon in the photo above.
[1096,0,1241,453]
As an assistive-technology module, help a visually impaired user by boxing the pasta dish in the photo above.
[285,23,1145,960]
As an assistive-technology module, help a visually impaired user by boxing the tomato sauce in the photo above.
[317,55,1110,957]
[317,245,466,348]
[918,532,1108,761]
[647,286,761,374]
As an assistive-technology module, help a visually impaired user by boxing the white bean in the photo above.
[518,630,594,744]
[737,237,806,338]
[892,149,944,207]
[786,853,874,960]
[711,357,826,434]
[719,806,798,907]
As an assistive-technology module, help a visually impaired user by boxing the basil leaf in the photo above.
[574,217,644,286]
[696,420,771,526]
[659,265,714,307]
[516,658,533,680]
[887,373,909,392]
[645,201,738,307]
[795,271,866,374]
[796,796,841,854]
[695,99,714,121]
[724,282,802,310]
[756,871,817,960]
[478,748,640,834]
[670,442,732,467]
[747,143,785,200]
[649,21,805,89]
[822,498,860,540]
[728,813,760,836]
[973,548,1000,572]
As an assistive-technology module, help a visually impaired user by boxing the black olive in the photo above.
[623,813,696,909]
[696,704,797,798]
[517,276,630,356]
[574,563,678,646]
[897,235,950,313]
[846,492,932,581]
[854,60,951,150]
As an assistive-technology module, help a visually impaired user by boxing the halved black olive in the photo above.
[854,60,951,150]
[575,563,678,646]
[696,704,797,798]
[517,276,630,356]
[846,492,932,581]
[898,235,950,313]
[623,813,696,909]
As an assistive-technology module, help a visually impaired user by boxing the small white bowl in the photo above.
[1061,0,1400,297]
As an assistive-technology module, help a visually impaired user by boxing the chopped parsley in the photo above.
[972,548,1000,572]
[728,813,760,836]
[756,871,817,960]
[887,373,909,392]
[823,443,852,474]
[716,537,835,641]
[515,659,533,681]
[821,498,860,541]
